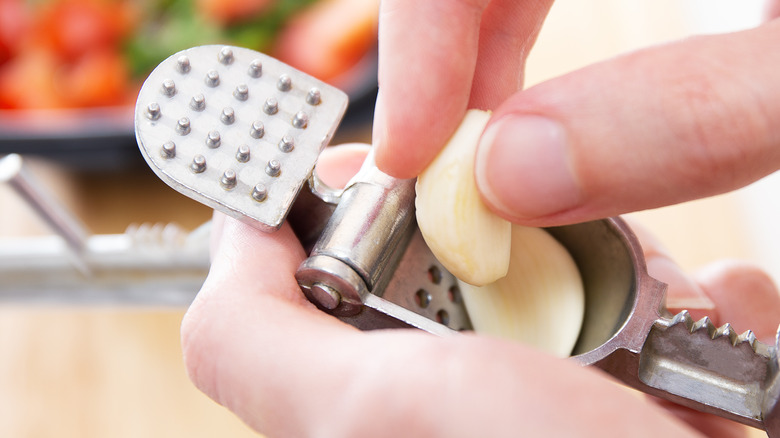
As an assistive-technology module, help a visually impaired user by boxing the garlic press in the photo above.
[135,45,779,436]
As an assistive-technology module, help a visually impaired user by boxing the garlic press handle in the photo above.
[636,314,780,435]
[547,220,778,436]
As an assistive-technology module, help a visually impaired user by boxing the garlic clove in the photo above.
[415,109,511,286]
[459,224,585,357]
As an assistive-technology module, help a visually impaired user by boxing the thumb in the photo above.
[475,20,780,226]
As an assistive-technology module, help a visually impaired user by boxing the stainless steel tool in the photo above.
[134,45,780,436]
[0,153,210,305]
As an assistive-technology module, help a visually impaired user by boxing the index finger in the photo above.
[373,0,553,179]
[372,0,483,178]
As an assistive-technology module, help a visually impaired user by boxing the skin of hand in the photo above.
[373,0,780,227]
[181,146,780,438]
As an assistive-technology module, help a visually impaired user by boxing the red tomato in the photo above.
[35,0,136,61]
[59,49,131,107]
[274,0,379,82]
[0,49,65,109]
[196,0,273,25]
[0,0,32,65]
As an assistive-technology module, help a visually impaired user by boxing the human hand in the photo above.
[181,146,780,438]
[373,1,780,227]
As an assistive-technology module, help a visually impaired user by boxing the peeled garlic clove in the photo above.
[415,110,511,286]
[416,109,584,355]
[459,224,585,357]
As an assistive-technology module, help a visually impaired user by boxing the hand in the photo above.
[181,146,780,437]
[373,1,780,227]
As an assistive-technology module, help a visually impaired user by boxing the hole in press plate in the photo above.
[427,265,442,285]
[447,285,461,304]
[436,309,450,326]
[415,289,432,308]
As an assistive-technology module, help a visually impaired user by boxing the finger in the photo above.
[373,0,483,179]
[475,20,780,226]
[208,211,227,260]
[315,143,370,188]
[654,398,750,438]
[625,218,716,320]
[767,1,780,20]
[182,215,360,435]
[694,260,780,344]
[373,0,552,179]
[469,0,553,109]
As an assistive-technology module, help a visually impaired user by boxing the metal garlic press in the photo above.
[134,45,780,436]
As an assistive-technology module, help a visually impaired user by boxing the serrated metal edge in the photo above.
[664,310,769,355]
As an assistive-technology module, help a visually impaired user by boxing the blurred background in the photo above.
[0,0,777,436]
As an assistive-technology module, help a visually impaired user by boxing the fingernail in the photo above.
[475,115,581,220]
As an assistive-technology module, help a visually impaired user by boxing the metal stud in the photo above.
[248,59,263,78]
[190,155,206,173]
[220,169,237,189]
[176,56,191,73]
[176,117,191,135]
[205,70,220,87]
[265,160,281,177]
[263,97,278,115]
[218,47,234,65]
[146,102,161,120]
[160,141,176,158]
[251,184,267,202]
[249,121,264,138]
[277,74,292,91]
[292,111,308,129]
[306,88,321,105]
[278,135,294,153]
[236,144,250,162]
[206,130,221,148]
[190,93,206,111]
[161,79,176,97]
[221,107,235,125]
[233,84,248,101]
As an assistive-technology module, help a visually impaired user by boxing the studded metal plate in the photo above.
[382,229,473,331]
[135,45,349,231]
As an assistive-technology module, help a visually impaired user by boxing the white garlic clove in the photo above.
[459,224,585,357]
[415,109,511,286]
